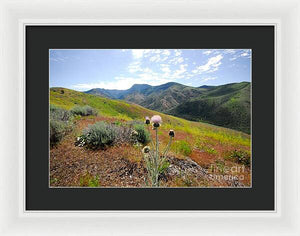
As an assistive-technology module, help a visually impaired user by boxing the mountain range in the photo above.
[85,81,251,133]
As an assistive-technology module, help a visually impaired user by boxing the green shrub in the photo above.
[70,105,85,116]
[50,104,72,121]
[79,174,100,187]
[84,105,98,116]
[172,140,192,156]
[50,105,73,146]
[224,150,250,167]
[83,121,117,149]
[50,120,69,146]
[71,105,98,116]
[133,124,150,144]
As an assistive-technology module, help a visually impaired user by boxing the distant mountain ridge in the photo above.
[85,81,251,133]
[85,82,179,99]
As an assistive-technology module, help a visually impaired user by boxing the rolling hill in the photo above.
[167,82,251,133]
[50,87,251,187]
[85,82,251,133]
[50,87,250,140]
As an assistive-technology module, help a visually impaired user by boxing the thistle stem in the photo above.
[147,125,156,158]
[162,136,173,159]
[159,136,173,167]
[155,127,159,187]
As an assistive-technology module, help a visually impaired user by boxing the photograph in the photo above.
[49,49,251,188]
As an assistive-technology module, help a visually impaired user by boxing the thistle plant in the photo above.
[142,115,174,187]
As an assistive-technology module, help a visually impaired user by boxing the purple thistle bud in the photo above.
[150,115,162,126]
[145,116,150,125]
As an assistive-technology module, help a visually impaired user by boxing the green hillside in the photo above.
[128,83,207,111]
[50,87,250,146]
[167,82,250,133]
[50,87,152,121]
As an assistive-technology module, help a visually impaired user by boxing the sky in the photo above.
[49,49,251,91]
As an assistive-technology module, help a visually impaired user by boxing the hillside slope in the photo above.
[167,82,251,133]
[50,87,250,140]
[85,82,251,133]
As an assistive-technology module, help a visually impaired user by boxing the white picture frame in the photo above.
[0,0,299,235]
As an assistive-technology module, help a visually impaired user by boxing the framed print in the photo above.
[1,0,300,235]
[26,26,274,211]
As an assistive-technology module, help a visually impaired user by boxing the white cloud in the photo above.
[224,49,236,54]
[141,67,152,73]
[149,54,161,62]
[229,56,238,61]
[131,50,145,59]
[146,50,171,62]
[72,82,123,90]
[50,58,59,62]
[162,50,171,56]
[128,61,142,73]
[193,54,223,74]
[160,64,171,74]
[130,49,161,59]
[50,56,68,62]
[174,49,182,57]
[202,76,217,82]
[115,73,171,89]
[72,73,172,91]
[171,64,188,79]
[129,49,185,65]
[169,56,184,65]
[230,49,251,61]
[203,50,213,55]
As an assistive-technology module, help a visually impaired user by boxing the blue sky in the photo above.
[50,49,251,91]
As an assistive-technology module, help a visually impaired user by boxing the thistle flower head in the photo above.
[142,146,151,154]
[151,115,162,128]
[145,116,150,125]
[169,129,175,137]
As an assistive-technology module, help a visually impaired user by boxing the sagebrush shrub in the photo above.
[71,105,98,116]
[50,105,73,146]
[126,120,144,126]
[83,121,117,149]
[133,124,150,144]
[50,120,69,146]
[84,105,98,116]
[50,104,72,121]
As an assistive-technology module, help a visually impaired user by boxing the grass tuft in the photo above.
[171,140,192,156]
